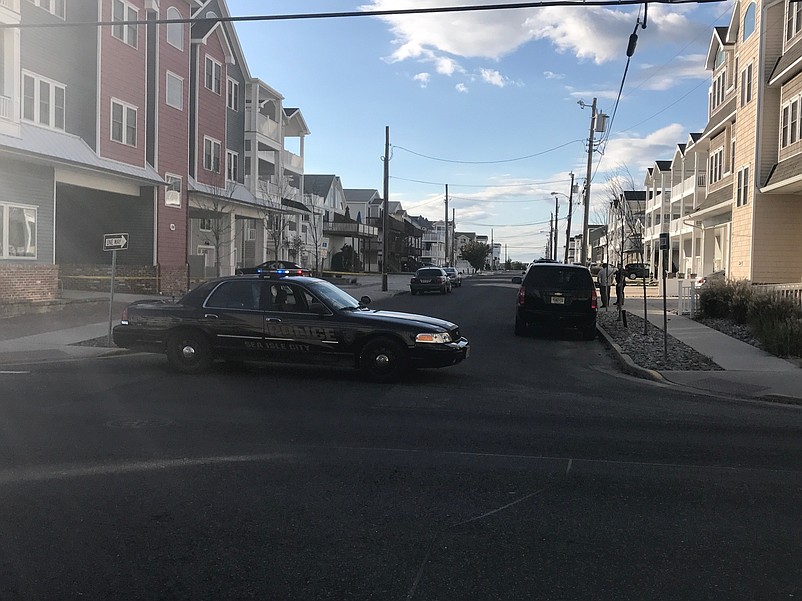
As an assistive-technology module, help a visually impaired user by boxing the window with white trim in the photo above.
[0,203,37,259]
[743,3,756,41]
[199,219,212,232]
[165,175,182,207]
[204,56,222,94]
[792,99,800,145]
[226,78,239,111]
[26,0,65,19]
[736,166,750,207]
[21,72,66,130]
[112,0,138,48]
[740,63,752,106]
[166,72,183,109]
[709,148,724,184]
[781,98,802,149]
[111,99,137,146]
[245,221,257,241]
[730,138,736,174]
[166,6,183,50]
[787,0,802,41]
[226,150,239,182]
[710,70,726,112]
[203,137,221,172]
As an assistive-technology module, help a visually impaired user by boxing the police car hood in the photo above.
[353,309,455,331]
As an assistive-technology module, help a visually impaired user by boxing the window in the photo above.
[199,218,212,232]
[740,63,753,106]
[226,150,238,182]
[793,99,800,145]
[743,3,756,41]
[165,175,182,207]
[111,99,137,146]
[203,137,221,172]
[709,148,724,184]
[782,104,790,147]
[710,70,726,111]
[21,72,66,130]
[0,203,37,259]
[27,0,65,19]
[166,6,183,49]
[245,221,257,241]
[112,0,138,48]
[736,166,750,207]
[782,97,802,149]
[166,72,183,109]
[204,56,222,94]
[730,139,736,174]
[788,0,802,41]
[227,78,239,111]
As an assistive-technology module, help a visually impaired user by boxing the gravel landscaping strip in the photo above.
[597,310,723,372]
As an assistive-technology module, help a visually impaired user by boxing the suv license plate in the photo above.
[420,279,431,283]
[551,296,565,305]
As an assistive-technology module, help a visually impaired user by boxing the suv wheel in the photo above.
[360,337,409,382]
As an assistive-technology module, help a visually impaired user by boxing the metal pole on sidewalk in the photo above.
[107,249,117,347]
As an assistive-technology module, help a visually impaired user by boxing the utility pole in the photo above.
[451,207,456,266]
[382,126,389,291]
[564,171,574,264]
[444,184,449,267]
[549,213,554,259]
[553,196,559,261]
[490,228,494,270]
[581,97,597,265]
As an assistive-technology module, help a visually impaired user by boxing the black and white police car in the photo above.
[113,273,469,382]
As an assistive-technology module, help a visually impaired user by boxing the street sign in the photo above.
[103,233,129,251]
[659,232,669,251]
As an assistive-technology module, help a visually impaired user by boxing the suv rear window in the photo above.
[524,267,592,290]
[417,269,442,277]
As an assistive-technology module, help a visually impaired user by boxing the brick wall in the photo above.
[59,264,159,294]
[158,264,189,297]
[0,264,59,302]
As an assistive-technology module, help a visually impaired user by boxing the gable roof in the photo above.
[344,189,382,203]
[705,26,732,70]
[303,174,338,196]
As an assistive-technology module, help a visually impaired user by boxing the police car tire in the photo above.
[360,337,409,382]
[166,330,213,374]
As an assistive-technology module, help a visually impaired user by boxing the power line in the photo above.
[390,176,573,188]
[0,0,731,30]
[393,139,583,164]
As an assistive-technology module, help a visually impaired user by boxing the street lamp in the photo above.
[551,188,572,264]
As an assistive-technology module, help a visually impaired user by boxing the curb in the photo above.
[0,296,107,319]
[596,324,666,383]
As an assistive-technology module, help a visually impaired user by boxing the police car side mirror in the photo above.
[359,295,372,307]
[512,276,522,284]
[309,302,328,315]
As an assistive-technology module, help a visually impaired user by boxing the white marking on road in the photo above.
[566,458,573,474]
[0,453,292,485]
[0,371,30,374]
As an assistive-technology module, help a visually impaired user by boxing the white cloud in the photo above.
[632,54,708,90]
[566,87,622,101]
[544,71,565,80]
[435,56,463,75]
[596,123,687,175]
[362,0,710,66]
[456,83,468,93]
[480,68,507,87]
[413,72,431,87]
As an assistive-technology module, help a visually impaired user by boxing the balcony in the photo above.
[324,221,378,238]
[282,150,303,173]
[251,112,280,141]
[0,95,10,120]
[0,0,20,16]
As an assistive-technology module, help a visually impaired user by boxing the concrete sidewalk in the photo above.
[617,299,802,403]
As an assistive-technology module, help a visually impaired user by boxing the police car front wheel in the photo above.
[360,337,409,383]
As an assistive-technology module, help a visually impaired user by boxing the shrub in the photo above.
[698,279,730,318]
[727,279,755,323]
[750,294,802,357]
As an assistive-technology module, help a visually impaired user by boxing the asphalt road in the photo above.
[1,273,801,600]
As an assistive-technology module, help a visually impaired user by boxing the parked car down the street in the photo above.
[623,263,650,279]
[443,267,462,288]
[113,273,469,382]
[410,267,452,295]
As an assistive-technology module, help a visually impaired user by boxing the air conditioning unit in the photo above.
[165,190,180,206]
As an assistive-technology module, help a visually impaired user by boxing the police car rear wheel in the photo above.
[166,330,213,374]
[360,337,409,382]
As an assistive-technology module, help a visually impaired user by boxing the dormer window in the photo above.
[713,47,725,69]
[743,3,756,41]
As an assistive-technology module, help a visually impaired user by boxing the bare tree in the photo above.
[604,164,648,333]
[256,175,297,262]
[193,174,237,278]
[305,198,326,276]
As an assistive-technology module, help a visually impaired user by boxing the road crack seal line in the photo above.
[405,483,556,600]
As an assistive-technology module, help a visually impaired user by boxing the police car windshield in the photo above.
[307,281,361,310]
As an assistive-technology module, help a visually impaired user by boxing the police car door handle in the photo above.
[265,317,282,323]
[203,313,219,319]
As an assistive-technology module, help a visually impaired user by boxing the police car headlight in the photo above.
[416,332,452,344]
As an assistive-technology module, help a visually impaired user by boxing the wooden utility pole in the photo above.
[564,171,574,264]
[444,184,449,266]
[581,97,597,265]
[382,126,389,291]
[451,207,456,266]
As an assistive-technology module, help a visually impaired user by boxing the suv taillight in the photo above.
[517,286,525,305]
[120,306,128,321]
[591,287,598,309]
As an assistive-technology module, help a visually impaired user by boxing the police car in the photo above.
[112,273,469,382]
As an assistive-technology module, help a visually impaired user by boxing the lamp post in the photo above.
[551,178,574,264]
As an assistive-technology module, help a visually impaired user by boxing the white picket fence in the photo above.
[679,281,802,317]
[753,282,802,308]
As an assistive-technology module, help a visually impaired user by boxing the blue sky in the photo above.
[229,0,733,263]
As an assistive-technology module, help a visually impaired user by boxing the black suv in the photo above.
[512,263,597,339]
[623,263,649,280]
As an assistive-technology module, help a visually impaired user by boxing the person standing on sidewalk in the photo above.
[614,263,626,306]
[597,262,613,308]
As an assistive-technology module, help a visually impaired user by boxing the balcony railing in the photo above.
[250,112,280,141]
[282,150,303,173]
[0,0,20,13]
[0,95,10,120]
[323,221,378,237]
